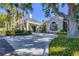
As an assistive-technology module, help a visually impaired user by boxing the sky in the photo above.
[32,3,46,21]
[0,3,68,22]
[32,3,68,21]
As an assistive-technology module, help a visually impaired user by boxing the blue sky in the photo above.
[32,3,68,21]
[32,3,46,21]
[0,3,68,21]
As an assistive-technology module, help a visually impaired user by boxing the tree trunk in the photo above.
[23,11,25,30]
[7,7,12,31]
[16,8,19,30]
[67,13,78,38]
[23,11,27,31]
[8,13,11,31]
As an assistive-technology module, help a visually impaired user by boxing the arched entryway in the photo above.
[50,22,58,31]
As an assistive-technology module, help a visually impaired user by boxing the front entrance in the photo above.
[50,22,58,31]
[29,23,39,32]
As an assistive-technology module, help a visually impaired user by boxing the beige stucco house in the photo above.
[15,13,41,32]
[0,13,65,33]
[22,18,40,31]
[46,16,64,32]
[19,15,64,33]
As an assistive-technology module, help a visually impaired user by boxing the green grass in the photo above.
[56,32,67,35]
[49,36,79,56]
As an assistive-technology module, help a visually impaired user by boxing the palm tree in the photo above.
[0,14,7,28]
[21,4,28,18]
[21,3,33,17]
[21,3,33,30]
[14,3,20,30]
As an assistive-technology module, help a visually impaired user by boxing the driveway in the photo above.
[0,36,14,56]
[0,33,57,56]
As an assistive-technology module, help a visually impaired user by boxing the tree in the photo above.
[0,14,8,28]
[0,3,33,31]
[20,3,33,30]
[20,3,33,18]
[32,24,36,32]
[39,20,47,33]
[21,3,28,18]
[0,3,13,30]
[14,3,20,30]
[42,3,79,38]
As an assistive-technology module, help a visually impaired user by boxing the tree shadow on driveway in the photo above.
[0,37,14,56]
[5,36,54,56]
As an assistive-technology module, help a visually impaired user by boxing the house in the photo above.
[46,16,65,33]
[16,13,41,32]
[22,18,40,31]
[0,13,68,33]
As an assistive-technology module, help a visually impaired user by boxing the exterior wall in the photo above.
[15,19,41,31]
[26,20,40,31]
[26,21,29,30]
[46,18,63,32]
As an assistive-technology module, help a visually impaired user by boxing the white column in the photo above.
[27,22,29,31]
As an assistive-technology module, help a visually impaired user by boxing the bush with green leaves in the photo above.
[49,36,79,56]
[15,30,24,35]
[5,30,15,36]
[39,24,47,33]
[60,29,66,32]
[5,30,32,36]
[15,30,32,36]
[24,30,32,35]
[56,32,67,35]
[32,25,36,32]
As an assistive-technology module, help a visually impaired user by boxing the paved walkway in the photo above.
[0,33,57,56]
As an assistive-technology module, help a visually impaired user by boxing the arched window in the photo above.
[50,22,58,31]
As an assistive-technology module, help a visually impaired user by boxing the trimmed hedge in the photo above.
[6,30,15,36]
[15,30,24,35]
[5,30,32,36]
[56,32,67,35]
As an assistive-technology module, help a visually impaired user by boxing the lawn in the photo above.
[49,36,79,56]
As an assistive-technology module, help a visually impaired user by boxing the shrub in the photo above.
[39,23,47,33]
[49,36,79,56]
[60,29,65,32]
[15,30,24,35]
[5,30,15,36]
[25,30,32,35]
[56,32,67,35]
[5,30,32,36]
[32,25,36,32]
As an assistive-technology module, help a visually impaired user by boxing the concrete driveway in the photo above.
[2,33,57,56]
